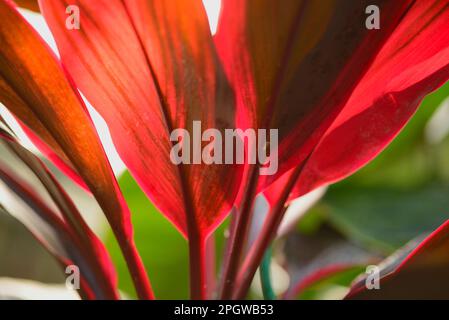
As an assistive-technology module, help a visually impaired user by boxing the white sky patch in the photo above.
[202,0,222,35]
[82,96,127,176]
[0,277,80,300]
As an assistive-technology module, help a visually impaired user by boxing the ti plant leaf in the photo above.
[0,129,118,299]
[346,219,449,299]
[0,0,152,298]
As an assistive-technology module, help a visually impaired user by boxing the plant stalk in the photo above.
[233,165,302,299]
[205,234,217,299]
[177,163,208,300]
[220,166,259,299]
[116,235,154,299]
[188,232,208,299]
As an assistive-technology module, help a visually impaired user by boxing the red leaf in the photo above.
[13,0,39,12]
[0,0,125,236]
[39,0,241,239]
[346,219,449,299]
[216,2,413,299]
[0,0,152,299]
[21,124,89,191]
[290,1,449,199]
[215,0,413,191]
[0,76,86,189]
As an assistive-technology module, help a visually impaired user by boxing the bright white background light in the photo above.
[202,0,222,35]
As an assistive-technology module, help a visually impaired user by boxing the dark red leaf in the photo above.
[346,219,449,299]
[288,0,449,199]
[215,0,414,192]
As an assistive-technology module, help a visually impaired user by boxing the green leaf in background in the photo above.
[325,185,449,253]
[296,205,328,235]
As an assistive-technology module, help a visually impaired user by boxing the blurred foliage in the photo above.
[325,186,449,253]
[0,211,64,283]
[296,204,328,235]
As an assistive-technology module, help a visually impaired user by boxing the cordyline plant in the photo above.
[1,0,449,300]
